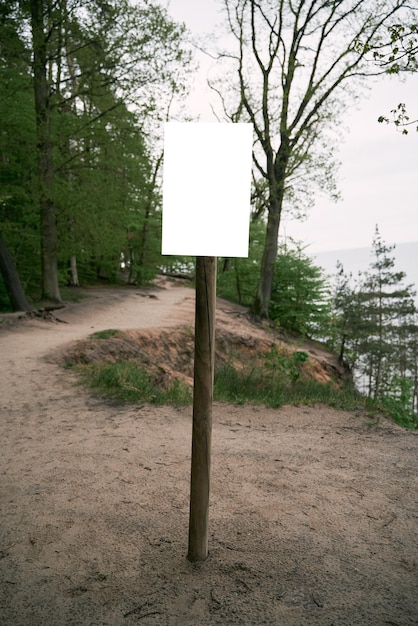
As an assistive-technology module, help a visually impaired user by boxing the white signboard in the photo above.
[162,122,253,257]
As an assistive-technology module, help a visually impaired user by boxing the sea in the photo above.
[314,241,418,302]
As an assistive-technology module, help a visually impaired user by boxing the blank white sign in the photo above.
[162,122,253,257]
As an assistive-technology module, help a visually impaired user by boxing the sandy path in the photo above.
[0,282,417,626]
[0,282,195,409]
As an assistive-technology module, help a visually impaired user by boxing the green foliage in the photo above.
[218,225,331,338]
[0,0,193,302]
[159,257,195,277]
[374,22,418,74]
[377,396,418,429]
[263,346,309,383]
[375,22,418,133]
[270,243,331,336]
[73,361,192,406]
[217,220,265,306]
[375,375,418,428]
[329,227,418,421]
[378,103,418,135]
[0,5,39,296]
[0,281,11,312]
[214,363,263,405]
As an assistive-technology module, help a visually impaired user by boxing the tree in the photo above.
[358,228,417,399]
[0,232,33,311]
[378,101,418,134]
[331,228,417,410]
[214,0,417,317]
[30,0,61,303]
[0,1,39,300]
[328,261,361,367]
[375,20,418,133]
[217,226,331,337]
[217,220,266,306]
[270,243,331,336]
[2,0,192,298]
[125,152,164,285]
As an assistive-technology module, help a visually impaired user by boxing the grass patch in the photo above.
[214,363,417,428]
[68,338,416,428]
[89,329,120,340]
[213,363,364,411]
[73,361,192,406]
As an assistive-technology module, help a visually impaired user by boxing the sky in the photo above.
[165,0,418,254]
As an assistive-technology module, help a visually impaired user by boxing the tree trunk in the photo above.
[137,153,163,284]
[252,138,288,318]
[30,0,62,304]
[69,255,79,287]
[222,258,231,272]
[338,333,347,365]
[0,233,33,312]
[252,195,281,317]
[128,247,135,284]
[137,206,150,282]
[235,262,242,304]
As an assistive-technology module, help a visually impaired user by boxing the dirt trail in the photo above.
[0,281,194,407]
[0,281,417,626]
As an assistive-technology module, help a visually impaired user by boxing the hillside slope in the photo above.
[57,279,347,390]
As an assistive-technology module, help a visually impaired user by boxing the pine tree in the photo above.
[329,262,362,368]
[358,228,416,399]
[330,228,417,418]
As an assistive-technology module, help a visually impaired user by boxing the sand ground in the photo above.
[0,281,417,625]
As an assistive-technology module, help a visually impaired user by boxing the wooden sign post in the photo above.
[162,122,253,562]
[187,256,217,561]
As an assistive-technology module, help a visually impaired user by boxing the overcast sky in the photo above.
[165,0,418,253]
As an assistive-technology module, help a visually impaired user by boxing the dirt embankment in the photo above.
[56,285,347,390]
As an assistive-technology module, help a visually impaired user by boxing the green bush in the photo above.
[263,346,309,382]
[376,396,418,429]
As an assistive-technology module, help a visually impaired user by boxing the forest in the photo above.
[1,0,417,426]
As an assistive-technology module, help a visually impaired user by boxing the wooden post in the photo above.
[187,256,217,562]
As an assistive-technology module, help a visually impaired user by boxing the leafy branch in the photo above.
[378,102,418,134]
